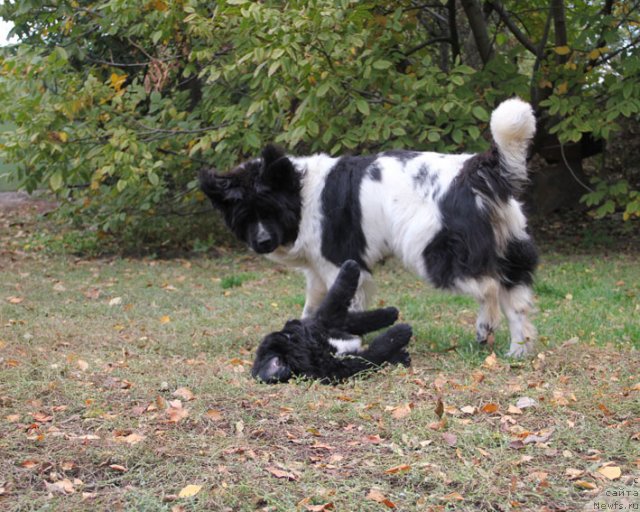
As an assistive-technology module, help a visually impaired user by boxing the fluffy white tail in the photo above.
[490,98,536,193]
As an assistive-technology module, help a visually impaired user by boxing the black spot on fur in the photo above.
[321,156,376,271]
[498,238,539,288]
[368,164,382,181]
[382,150,421,162]
[422,155,500,289]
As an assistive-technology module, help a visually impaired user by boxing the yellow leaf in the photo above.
[557,82,569,95]
[574,480,597,490]
[160,315,171,324]
[178,484,202,498]
[109,73,127,93]
[554,46,571,55]
[597,465,621,480]
[588,49,601,60]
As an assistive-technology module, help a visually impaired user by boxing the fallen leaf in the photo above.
[32,412,53,423]
[117,432,145,445]
[45,478,75,495]
[109,464,127,472]
[389,403,412,419]
[481,403,500,414]
[574,480,597,490]
[385,464,411,474]
[172,387,195,401]
[441,491,464,502]
[20,460,39,469]
[302,502,334,512]
[483,352,498,369]
[523,428,554,445]
[366,489,396,509]
[6,414,20,423]
[53,282,66,292]
[205,409,223,421]
[507,405,523,415]
[434,398,444,418]
[77,360,89,371]
[565,468,584,479]
[597,403,613,416]
[529,471,548,482]
[178,484,202,498]
[7,296,24,304]
[597,465,621,480]
[266,467,298,481]
[516,397,537,409]
[167,405,189,423]
[442,432,457,447]
[460,405,476,415]
[160,315,171,324]
[108,297,122,306]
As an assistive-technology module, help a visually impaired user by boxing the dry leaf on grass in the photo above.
[388,403,412,419]
[385,464,411,474]
[442,432,457,447]
[172,387,195,401]
[266,467,298,481]
[366,489,396,509]
[178,484,202,498]
[597,465,622,480]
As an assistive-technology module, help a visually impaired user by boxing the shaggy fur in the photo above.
[201,98,539,357]
[251,260,412,384]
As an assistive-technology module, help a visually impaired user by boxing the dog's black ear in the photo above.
[260,144,298,191]
[252,355,292,384]
[199,168,243,205]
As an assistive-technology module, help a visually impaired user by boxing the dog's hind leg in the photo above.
[313,260,361,326]
[344,307,399,335]
[455,277,502,347]
[361,323,413,367]
[499,284,536,357]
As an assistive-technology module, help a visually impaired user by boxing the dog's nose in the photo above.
[254,231,275,253]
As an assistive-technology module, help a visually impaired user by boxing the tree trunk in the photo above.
[459,0,494,65]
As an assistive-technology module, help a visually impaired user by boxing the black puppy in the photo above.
[252,260,412,384]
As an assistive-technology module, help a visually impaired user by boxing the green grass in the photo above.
[0,208,639,511]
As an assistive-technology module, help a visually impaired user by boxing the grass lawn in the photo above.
[0,205,639,511]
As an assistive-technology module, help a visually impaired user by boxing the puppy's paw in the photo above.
[387,348,411,367]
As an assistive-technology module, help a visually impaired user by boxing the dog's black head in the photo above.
[199,145,302,254]
[251,325,300,384]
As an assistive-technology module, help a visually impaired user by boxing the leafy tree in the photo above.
[0,0,638,250]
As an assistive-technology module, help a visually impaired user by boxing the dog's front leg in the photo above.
[301,268,328,318]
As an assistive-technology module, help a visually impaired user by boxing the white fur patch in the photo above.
[329,336,362,354]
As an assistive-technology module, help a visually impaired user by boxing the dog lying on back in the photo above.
[201,98,538,357]
[252,260,412,384]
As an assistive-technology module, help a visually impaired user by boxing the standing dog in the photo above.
[201,98,538,357]
[252,260,412,384]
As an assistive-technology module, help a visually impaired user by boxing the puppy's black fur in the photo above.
[251,260,412,384]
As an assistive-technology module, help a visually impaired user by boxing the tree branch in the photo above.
[488,1,538,55]
[460,0,494,64]
[551,0,569,64]
[447,0,460,63]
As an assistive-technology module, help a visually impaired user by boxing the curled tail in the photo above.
[490,98,536,194]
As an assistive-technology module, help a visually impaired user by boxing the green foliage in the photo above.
[581,178,640,221]
[0,0,638,245]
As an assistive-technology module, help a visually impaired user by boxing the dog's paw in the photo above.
[385,323,413,347]
[506,340,535,358]
[387,348,411,367]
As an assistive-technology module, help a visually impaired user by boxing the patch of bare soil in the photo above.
[0,191,57,214]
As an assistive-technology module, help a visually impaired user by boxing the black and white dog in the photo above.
[252,260,412,384]
[201,98,539,357]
